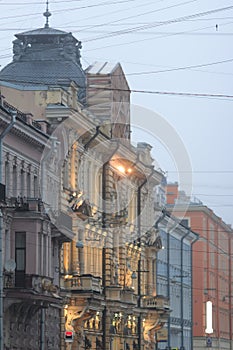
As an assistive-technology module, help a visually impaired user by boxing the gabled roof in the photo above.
[85,61,130,91]
[86,62,120,75]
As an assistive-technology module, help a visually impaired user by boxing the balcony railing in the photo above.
[4,273,55,293]
[121,288,137,304]
[63,274,102,293]
[142,295,170,312]
[7,197,42,212]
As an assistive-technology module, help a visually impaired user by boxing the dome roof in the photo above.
[0,60,86,88]
[0,25,86,102]
[16,27,69,38]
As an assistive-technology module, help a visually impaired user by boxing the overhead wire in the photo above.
[0,0,140,21]
[61,0,161,28]
[0,0,91,4]
[0,0,164,52]
[83,4,233,42]
[121,57,233,76]
[77,0,200,35]
[84,18,233,51]
[88,86,233,100]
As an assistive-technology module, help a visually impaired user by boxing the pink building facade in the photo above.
[167,183,233,350]
[0,100,73,350]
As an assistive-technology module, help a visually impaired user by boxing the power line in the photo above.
[0,0,98,4]
[166,170,233,173]
[90,86,233,100]
[79,0,199,35]
[61,0,160,28]
[0,73,232,100]
[0,0,138,21]
[84,16,233,52]
[192,194,233,197]
[83,4,233,42]
[125,57,233,76]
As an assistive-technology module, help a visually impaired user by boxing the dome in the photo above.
[0,26,86,103]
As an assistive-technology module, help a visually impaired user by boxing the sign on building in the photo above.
[65,331,73,343]
[157,328,168,342]
[206,336,212,347]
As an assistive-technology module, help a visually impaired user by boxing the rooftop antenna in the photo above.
[43,0,51,28]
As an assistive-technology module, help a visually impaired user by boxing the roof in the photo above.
[85,61,130,91]
[85,62,120,75]
[0,60,86,88]
[16,27,69,39]
[0,25,86,100]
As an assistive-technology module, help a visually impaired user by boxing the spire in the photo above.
[43,0,51,28]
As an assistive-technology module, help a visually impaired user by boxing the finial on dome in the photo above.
[43,0,51,28]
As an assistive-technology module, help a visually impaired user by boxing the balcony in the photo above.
[121,288,137,305]
[63,274,102,293]
[105,285,122,301]
[7,197,42,212]
[4,273,58,294]
[142,295,170,314]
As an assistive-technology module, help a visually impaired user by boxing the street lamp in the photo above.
[222,295,233,350]
[204,288,216,295]
[222,295,233,302]
[76,240,84,248]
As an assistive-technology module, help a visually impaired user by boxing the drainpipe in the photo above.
[41,136,60,201]
[84,126,110,151]
[102,142,119,350]
[154,210,166,350]
[137,167,154,350]
[229,234,232,350]
[167,226,171,349]
[190,235,199,350]
[40,308,45,350]
[180,230,190,349]
[165,212,178,350]
[0,110,16,350]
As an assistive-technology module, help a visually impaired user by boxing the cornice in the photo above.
[0,113,48,148]
[166,204,232,233]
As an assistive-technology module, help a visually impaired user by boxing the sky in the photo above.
[0,0,233,225]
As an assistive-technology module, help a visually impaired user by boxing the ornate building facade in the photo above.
[0,99,73,350]
[0,9,170,350]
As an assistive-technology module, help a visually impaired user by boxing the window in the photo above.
[15,232,26,287]
[33,175,38,197]
[5,161,9,196]
[180,218,189,228]
[20,169,25,196]
[4,230,10,265]
[13,165,17,197]
[27,172,31,197]
[63,160,69,189]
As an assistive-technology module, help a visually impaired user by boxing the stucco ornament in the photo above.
[146,227,159,246]
[12,39,24,61]
[65,305,95,344]
[40,102,192,246]
[143,317,160,350]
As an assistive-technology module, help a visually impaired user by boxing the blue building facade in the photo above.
[156,213,198,350]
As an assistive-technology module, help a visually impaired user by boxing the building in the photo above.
[156,210,198,350]
[167,182,233,350]
[0,7,171,350]
[0,98,73,350]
